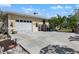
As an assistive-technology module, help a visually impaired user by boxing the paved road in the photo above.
[10,32,79,54]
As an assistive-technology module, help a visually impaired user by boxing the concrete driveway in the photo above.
[10,32,79,54]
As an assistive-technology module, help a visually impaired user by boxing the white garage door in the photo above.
[15,20,32,33]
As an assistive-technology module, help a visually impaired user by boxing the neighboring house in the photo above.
[1,11,49,34]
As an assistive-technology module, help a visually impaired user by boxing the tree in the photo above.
[67,15,78,29]
[48,17,59,30]
[48,15,67,30]
[57,15,66,30]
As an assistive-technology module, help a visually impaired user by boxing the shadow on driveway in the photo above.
[69,36,79,41]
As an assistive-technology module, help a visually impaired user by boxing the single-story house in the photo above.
[1,11,49,34]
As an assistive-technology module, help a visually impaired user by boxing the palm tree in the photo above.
[67,15,78,29]
[48,15,67,30]
[57,15,66,30]
[48,17,59,30]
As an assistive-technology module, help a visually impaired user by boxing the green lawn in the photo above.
[59,28,72,32]
[63,28,72,32]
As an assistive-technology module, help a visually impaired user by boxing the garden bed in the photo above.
[0,39,17,51]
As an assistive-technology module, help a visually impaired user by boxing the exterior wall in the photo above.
[32,20,43,32]
[7,14,15,33]
[8,19,16,33]
[45,21,49,27]
[7,13,45,33]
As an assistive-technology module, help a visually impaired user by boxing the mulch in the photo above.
[0,39,17,52]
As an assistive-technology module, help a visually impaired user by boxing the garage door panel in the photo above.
[15,21,32,33]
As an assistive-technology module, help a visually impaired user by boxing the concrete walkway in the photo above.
[10,32,79,54]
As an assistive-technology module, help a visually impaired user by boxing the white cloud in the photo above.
[0,4,12,11]
[21,7,42,15]
[65,6,72,9]
[50,5,63,9]
[61,11,68,14]
[22,5,46,15]
[70,10,73,13]
[37,11,42,15]
[22,7,33,11]
[21,7,39,12]
[0,4,11,7]
[75,5,79,7]
[50,5,72,9]
[45,13,52,18]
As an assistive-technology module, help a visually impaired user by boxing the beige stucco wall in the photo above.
[46,22,49,26]
[32,20,43,32]
[8,14,16,33]
[7,13,46,33]
[8,20,16,33]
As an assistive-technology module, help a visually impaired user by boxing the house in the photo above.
[1,11,49,34]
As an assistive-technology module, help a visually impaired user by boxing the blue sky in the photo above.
[0,4,79,18]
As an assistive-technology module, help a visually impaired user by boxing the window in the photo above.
[20,20,23,22]
[24,20,26,22]
[27,20,29,23]
[16,20,19,22]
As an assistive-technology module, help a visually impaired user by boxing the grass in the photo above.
[58,28,72,32]
[62,28,72,32]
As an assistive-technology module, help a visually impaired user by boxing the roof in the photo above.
[1,11,48,20]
